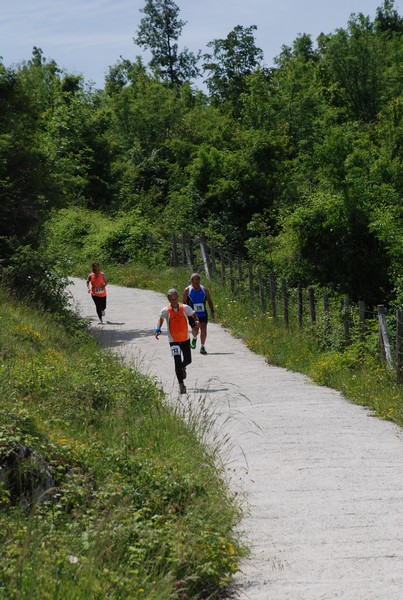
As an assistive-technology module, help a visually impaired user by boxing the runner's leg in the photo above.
[170,343,184,383]
[92,296,103,321]
[100,296,106,316]
[181,340,192,369]
[200,322,207,346]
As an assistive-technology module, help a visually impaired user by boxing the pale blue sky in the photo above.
[1,0,393,89]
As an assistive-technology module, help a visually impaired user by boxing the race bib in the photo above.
[170,345,181,357]
[95,287,104,293]
[194,302,205,313]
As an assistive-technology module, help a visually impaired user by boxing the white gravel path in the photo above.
[70,278,403,600]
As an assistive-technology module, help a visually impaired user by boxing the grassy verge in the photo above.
[74,261,403,429]
[0,290,245,599]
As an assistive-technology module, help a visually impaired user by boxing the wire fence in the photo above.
[166,233,403,385]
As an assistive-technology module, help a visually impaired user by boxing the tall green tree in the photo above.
[269,34,321,147]
[134,0,200,86]
[272,189,393,304]
[319,13,385,123]
[203,25,264,112]
[0,52,56,258]
[45,79,114,210]
[375,0,403,34]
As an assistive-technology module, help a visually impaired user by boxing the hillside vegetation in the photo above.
[1,1,402,309]
[0,2,402,595]
[0,292,244,598]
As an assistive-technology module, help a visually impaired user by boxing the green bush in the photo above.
[43,207,171,271]
[0,245,70,316]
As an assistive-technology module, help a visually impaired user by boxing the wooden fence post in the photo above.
[210,241,216,275]
[248,262,254,300]
[220,249,226,283]
[397,310,403,384]
[323,294,329,315]
[343,296,350,345]
[282,278,289,328]
[308,287,316,325]
[181,233,186,266]
[269,272,277,318]
[182,233,192,267]
[172,234,178,267]
[258,268,266,312]
[323,293,330,336]
[189,237,195,268]
[237,256,243,283]
[378,305,393,370]
[228,253,235,294]
[199,234,210,279]
[298,285,303,330]
[359,300,366,340]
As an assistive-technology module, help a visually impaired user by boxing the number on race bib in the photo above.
[194,303,205,313]
[95,288,103,293]
[170,345,181,357]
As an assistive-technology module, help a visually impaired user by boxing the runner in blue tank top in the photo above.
[182,273,215,354]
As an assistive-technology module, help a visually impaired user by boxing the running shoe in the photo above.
[179,383,187,394]
[200,346,207,355]
[191,338,197,349]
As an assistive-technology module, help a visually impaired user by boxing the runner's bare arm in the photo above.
[205,288,215,319]
[155,317,164,339]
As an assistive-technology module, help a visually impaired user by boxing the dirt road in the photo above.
[70,278,403,599]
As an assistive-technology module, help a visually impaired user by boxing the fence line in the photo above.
[163,232,402,384]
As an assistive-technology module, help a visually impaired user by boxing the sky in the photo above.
[1,0,394,89]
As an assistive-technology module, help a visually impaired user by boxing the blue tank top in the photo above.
[187,285,207,317]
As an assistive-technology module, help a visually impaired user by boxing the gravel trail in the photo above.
[70,278,403,600]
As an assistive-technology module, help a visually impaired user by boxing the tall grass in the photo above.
[0,290,245,599]
[214,282,403,428]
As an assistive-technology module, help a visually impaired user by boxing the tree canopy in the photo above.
[1,1,402,307]
[134,0,200,85]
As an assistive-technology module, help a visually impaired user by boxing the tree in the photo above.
[319,14,384,123]
[203,25,264,110]
[134,0,200,86]
[0,54,56,258]
[375,0,403,34]
[274,191,393,304]
[269,34,321,145]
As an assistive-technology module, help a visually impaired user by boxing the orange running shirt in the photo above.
[88,272,107,297]
[167,304,189,342]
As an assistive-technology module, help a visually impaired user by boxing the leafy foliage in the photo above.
[4,5,402,592]
[2,2,403,309]
[43,207,169,267]
[272,191,392,303]
[203,25,264,112]
[135,0,200,85]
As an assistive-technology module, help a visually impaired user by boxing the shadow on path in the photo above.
[94,328,153,345]
[191,387,230,393]
[202,352,235,356]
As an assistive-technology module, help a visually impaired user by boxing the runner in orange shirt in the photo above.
[155,288,199,394]
[86,262,108,324]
